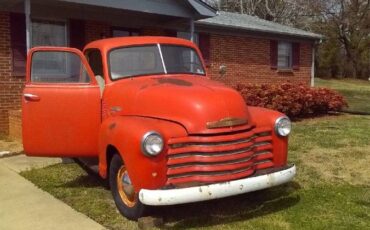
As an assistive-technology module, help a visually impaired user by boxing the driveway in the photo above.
[0,155,105,230]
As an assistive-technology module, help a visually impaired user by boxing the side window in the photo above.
[31,51,90,83]
[86,50,103,77]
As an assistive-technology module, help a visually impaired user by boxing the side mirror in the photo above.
[219,64,227,76]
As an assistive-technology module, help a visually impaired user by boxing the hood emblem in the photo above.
[207,117,248,129]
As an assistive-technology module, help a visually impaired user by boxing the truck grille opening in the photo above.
[166,127,274,187]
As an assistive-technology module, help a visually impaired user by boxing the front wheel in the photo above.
[109,154,146,220]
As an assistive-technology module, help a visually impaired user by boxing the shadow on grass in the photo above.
[153,181,301,229]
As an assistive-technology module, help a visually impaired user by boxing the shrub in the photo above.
[234,83,348,118]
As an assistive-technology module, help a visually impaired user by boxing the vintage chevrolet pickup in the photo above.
[22,36,296,220]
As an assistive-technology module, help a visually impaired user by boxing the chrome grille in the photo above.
[166,127,274,186]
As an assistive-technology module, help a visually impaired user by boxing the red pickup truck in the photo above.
[22,36,296,220]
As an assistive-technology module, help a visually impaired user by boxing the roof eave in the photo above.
[196,21,323,41]
[188,0,218,19]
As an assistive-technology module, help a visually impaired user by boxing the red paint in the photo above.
[22,36,290,192]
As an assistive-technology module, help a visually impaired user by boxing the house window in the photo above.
[277,41,292,69]
[31,20,67,47]
[112,28,139,37]
[177,32,199,45]
[31,20,68,76]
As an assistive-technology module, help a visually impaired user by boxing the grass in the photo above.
[20,114,370,229]
[315,78,370,113]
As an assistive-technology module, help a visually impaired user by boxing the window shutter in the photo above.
[198,33,210,66]
[69,19,85,50]
[10,13,26,76]
[270,40,278,70]
[292,42,300,70]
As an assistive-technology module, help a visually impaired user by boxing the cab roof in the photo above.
[84,36,198,53]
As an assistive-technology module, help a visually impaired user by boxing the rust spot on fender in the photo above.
[109,123,116,130]
[267,174,275,186]
[157,78,193,87]
[140,85,149,90]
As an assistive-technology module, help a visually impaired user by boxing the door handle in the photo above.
[24,93,40,102]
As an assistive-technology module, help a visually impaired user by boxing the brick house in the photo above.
[0,0,321,137]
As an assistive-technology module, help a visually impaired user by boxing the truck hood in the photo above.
[105,75,251,134]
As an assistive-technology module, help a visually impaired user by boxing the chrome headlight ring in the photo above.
[275,117,292,137]
[141,131,164,157]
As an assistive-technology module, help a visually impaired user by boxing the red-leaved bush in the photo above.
[234,83,348,118]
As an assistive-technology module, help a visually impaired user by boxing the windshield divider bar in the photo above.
[157,44,167,74]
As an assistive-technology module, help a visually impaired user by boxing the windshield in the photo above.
[109,44,205,80]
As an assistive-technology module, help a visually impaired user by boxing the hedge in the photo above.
[234,83,348,118]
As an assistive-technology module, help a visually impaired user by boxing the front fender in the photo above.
[98,116,187,192]
[248,106,289,167]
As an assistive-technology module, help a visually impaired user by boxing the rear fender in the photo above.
[98,116,187,192]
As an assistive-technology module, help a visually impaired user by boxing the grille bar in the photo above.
[168,150,255,165]
[168,136,272,155]
[167,167,255,185]
[168,158,254,176]
[168,127,271,145]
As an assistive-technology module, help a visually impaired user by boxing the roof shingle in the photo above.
[197,11,322,40]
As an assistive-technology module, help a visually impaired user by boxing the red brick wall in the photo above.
[140,27,168,36]
[9,109,22,140]
[84,23,169,43]
[207,34,312,86]
[0,12,25,135]
[85,21,112,43]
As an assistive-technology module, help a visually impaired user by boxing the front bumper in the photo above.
[139,164,296,206]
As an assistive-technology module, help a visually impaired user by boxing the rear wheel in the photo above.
[109,154,146,220]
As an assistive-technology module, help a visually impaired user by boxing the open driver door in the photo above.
[22,47,101,157]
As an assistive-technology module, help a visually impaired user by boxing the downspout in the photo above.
[190,19,195,72]
[25,0,31,51]
[311,42,316,87]
[190,19,195,42]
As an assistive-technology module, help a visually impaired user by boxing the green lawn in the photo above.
[315,78,370,113]
[21,115,370,230]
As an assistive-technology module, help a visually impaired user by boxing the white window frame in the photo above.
[277,41,293,69]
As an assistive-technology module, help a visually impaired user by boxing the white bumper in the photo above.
[139,165,296,206]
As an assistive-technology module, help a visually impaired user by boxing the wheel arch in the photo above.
[106,144,119,176]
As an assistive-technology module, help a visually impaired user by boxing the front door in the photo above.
[22,47,101,157]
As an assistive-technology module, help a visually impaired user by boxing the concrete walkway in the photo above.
[0,155,105,230]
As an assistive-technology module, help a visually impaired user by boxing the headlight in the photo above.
[275,117,292,137]
[141,131,164,156]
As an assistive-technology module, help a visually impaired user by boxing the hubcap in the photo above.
[117,166,137,207]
